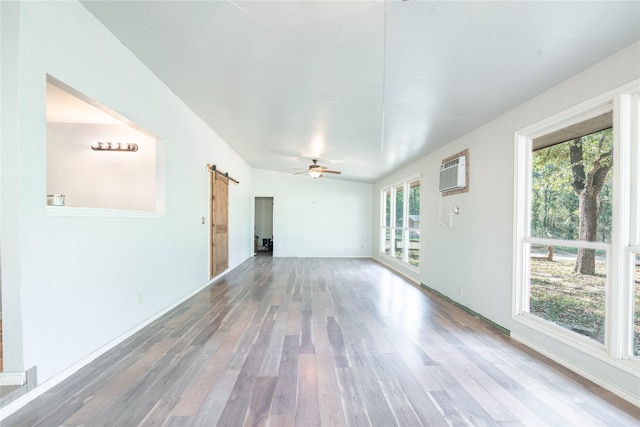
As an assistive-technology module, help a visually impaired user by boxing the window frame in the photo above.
[380,175,421,269]
[513,80,639,372]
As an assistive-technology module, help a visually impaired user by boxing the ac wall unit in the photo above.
[439,156,466,192]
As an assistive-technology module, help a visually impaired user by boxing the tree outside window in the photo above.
[516,85,640,383]
[529,127,612,344]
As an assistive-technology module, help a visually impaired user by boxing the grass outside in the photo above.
[390,248,420,267]
[408,249,419,266]
[529,256,640,356]
[386,238,420,267]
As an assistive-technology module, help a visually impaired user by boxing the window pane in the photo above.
[529,246,606,344]
[409,180,420,219]
[409,231,419,267]
[531,128,613,243]
[383,229,391,256]
[394,229,403,260]
[395,186,404,228]
[634,252,640,358]
[408,180,420,267]
[384,190,391,227]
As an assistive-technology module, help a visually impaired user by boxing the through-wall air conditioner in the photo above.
[439,156,466,192]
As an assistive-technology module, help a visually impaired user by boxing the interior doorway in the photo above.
[254,197,273,255]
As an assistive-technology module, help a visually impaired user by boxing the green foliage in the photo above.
[408,249,419,266]
[409,183,420,216]
[384,190,391,227]
[395,187,404,227]
[597,181,613,241]
[531,129,613,242]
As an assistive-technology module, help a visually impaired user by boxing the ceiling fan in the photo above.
[295,159,342,179]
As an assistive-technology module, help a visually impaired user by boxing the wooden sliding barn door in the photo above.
[210,172,229,278]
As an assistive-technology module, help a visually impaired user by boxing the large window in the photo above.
[528,126,612,343]
[381,177,420,267]
[515,81,639,366]
[633,251,640,357]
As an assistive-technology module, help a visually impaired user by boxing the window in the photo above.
[528,126,612,343]
[394,184,404,261]
[381,176,420,268]
[515,81,639,366]
[631,95,640,359]
[633,251,640,358]
[408,179,421,267]
[383,189,391,256]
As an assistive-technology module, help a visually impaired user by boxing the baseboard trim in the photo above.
[372,258,420,285]
[419,283,510,336]
[0,269,231,421]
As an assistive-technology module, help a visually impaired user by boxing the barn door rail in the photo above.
[206,164,239,184]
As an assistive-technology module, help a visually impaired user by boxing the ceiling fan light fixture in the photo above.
[308,170,322,179]
[295,159,340,178]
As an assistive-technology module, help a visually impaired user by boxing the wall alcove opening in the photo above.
[46,76,158,212]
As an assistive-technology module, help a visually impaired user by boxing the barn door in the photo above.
[210,172,229,278]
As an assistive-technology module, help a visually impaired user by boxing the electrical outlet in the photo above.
[138,293,143,304]
[458,288,463,296]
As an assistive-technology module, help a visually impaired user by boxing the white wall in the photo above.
[253,169,372,258]
[47,123,156,210]
[0,1,253,385]
[1,0,26,373]
[373,42,640,403]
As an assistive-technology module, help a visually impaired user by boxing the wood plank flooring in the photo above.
[4,257,639,426]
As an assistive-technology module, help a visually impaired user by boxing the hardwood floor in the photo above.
[4,257,639,426]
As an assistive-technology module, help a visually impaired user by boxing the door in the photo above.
[210,172,229,278]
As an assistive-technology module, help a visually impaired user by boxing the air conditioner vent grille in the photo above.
[439,155,466,192]
[442,158,460,169]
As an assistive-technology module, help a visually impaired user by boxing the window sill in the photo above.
[46,206,165,218]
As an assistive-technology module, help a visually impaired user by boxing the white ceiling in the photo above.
[80,1,640,183]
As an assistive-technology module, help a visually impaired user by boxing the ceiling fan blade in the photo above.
[292,159,342,177]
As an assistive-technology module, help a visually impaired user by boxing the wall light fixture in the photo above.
[91,142,138,152]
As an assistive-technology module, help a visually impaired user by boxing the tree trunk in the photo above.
[574,188,598,274]
[569,135,612,275]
